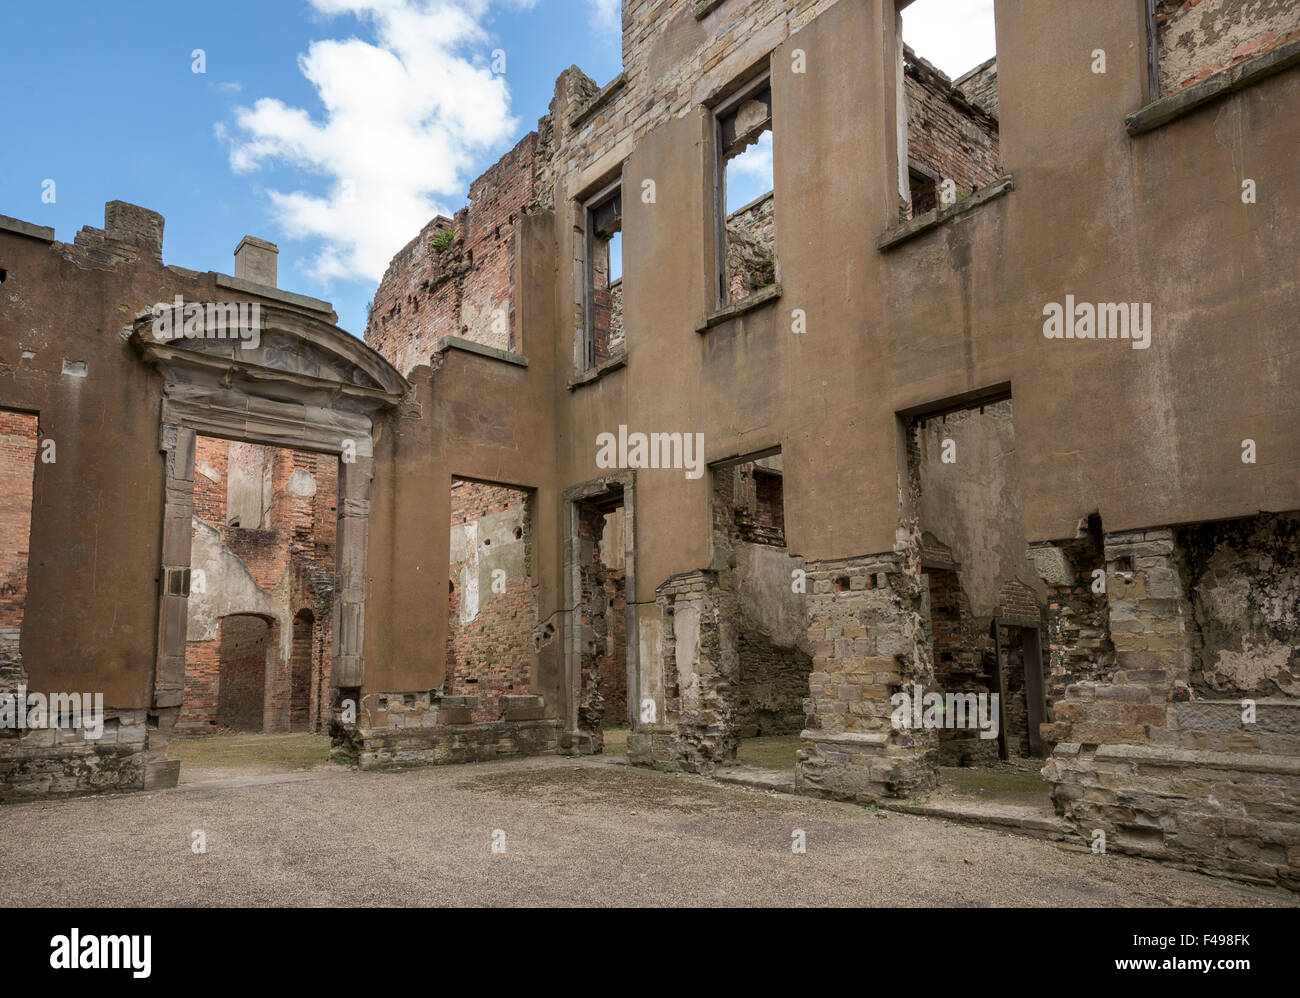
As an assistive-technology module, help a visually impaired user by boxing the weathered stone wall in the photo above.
[658,570,733,771]
[1042,520,1300,887]
[577,502,624,750]
[1156,0,1300,94]
[0,708,151,802]
[795,552,936,799]
[925,567,998,765]
[726,192,776,303]
[954,56,999,117]
[1179,513,1299,698]
[331,690,558,769]
[447,480,536,722]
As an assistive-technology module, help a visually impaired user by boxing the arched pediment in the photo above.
[131,300,408,407]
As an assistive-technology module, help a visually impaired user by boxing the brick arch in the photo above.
[215,613,278,732]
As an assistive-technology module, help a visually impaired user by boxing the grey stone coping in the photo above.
[726,189,774,222]
[877,175,1014,251]
[1094,742,1300,774]
[434,335,529,368]
[798,729,890,746]
[568,352,626,389]
[696,282,782,332]
[0,214,55,243]
[1126,37,1300,136]
[214,273,332,314]
[235,235,277,254]
[440,695,478,709]
[570,72,628,130]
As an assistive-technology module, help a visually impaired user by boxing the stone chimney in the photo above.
[234,236,278,287]
[104,201,164,258]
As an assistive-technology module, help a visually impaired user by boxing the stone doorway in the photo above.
[130,300,407,785]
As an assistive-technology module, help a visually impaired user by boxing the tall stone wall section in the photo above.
[1041,520,1300,888]
[795,552,936,800]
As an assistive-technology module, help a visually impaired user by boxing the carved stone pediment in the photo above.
[131,300,408,408]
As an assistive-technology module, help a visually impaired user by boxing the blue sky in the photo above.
[1,0,991,339]
[0,0,624,336]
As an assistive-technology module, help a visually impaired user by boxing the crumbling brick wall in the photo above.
[590,239,625,364]
[1156,0,1300,94]
[902,48,1001,221]
[0,410,38,683]
[446,480,536,722]
[185,436,336,732]
[215,614,273,731]
[366,135,536,375]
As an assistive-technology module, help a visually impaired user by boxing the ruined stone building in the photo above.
[1,0,1298,889]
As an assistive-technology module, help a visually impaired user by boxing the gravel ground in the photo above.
[0,756,1292,907]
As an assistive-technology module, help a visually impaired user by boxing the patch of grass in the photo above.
[735,734,801,772]
[168,733,330,773]
[602,725,629,755]
[941,767,1048,796]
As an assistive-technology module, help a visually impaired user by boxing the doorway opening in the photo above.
[446,478,538,721]
[574,485,628,754]
[904,394,1053,812]
[170,435,336,779]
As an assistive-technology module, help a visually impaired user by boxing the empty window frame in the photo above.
[894,0,1002,223]
[713,72,776,308]
[583,180,624,370]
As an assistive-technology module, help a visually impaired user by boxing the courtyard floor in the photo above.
[0,751,1294,907]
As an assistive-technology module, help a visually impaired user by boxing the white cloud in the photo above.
[586,0,620,34]
[901,0,997,80]
[222,0,534,284]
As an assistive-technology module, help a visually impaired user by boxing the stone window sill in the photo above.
[1126,37,1300,136]
[434,335,528,368]
[877,176,1014,252]
[696,283,782,333]
[568,352,626,390]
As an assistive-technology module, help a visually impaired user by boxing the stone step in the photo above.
[885,799,1072,841]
